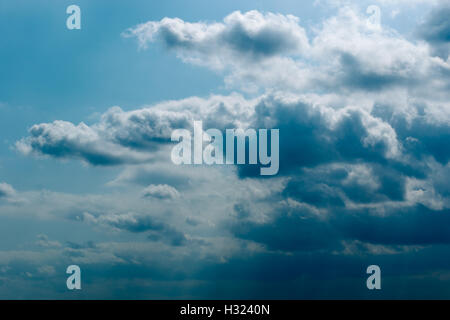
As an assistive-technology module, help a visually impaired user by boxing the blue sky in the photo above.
[0,0,449,299]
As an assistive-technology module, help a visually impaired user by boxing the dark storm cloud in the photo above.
[231,207,341,252]
[418,4,450,44]
[231,157,449,252]
[282,163,407,206]
[283,174,346,208]
[236,94,400,177]
[334,205,450,246]
[390,113,450,165]
[191,242,450,299]
[417,4,450,57]
[231,200,450,252]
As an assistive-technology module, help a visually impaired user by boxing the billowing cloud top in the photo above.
[141,184,180,200]
[123,10,310,69]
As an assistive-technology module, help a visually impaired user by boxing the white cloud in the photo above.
[0,182,15,199]
[16,120,153,166]
[125,8,450,98]
[36,234,61,248]
[142,184,180,200]
[123,10,309,69]
[16,94,255,166]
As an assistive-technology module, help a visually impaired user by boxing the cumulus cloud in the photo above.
[8,6,450,298]
[0,183,15,200]
[15,90,448,231]
[0,183,20,204]
[141,184,180,200]
[18,8,450,171]
[15,120,153,166]
[123,10,315,93]
[17,91,418,171]
[123,10,309,68]
[251,93,402,168]
[16,94,254,165]
[230,181,450,253]
[125,8,450,96]
[307,7,448,96]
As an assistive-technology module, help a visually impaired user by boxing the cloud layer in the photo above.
[7,4,450,298]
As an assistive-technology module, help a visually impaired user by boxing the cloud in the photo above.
[253,93,402,167]
[334,205,450,245]
[18,92,412,172]
[83,212,187,246]
[123,10,309,69]
[37,265,56,276]
[141,184,180,200]
[231,200,341,252]
[123,10,315,93]
[417,4,450,43]
[35,234,61,248]
[18,9,450,173]
[306,7,445,94]
[0,183,21,204]
[0,183,15,200]
[7,6,450,298]
[125,8,450,96]
[15,120,153,166]
[417,3,450,57]
[230,185,450,253]
[16,94,254,165]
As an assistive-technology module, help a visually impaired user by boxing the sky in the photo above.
[0,0,449,299]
